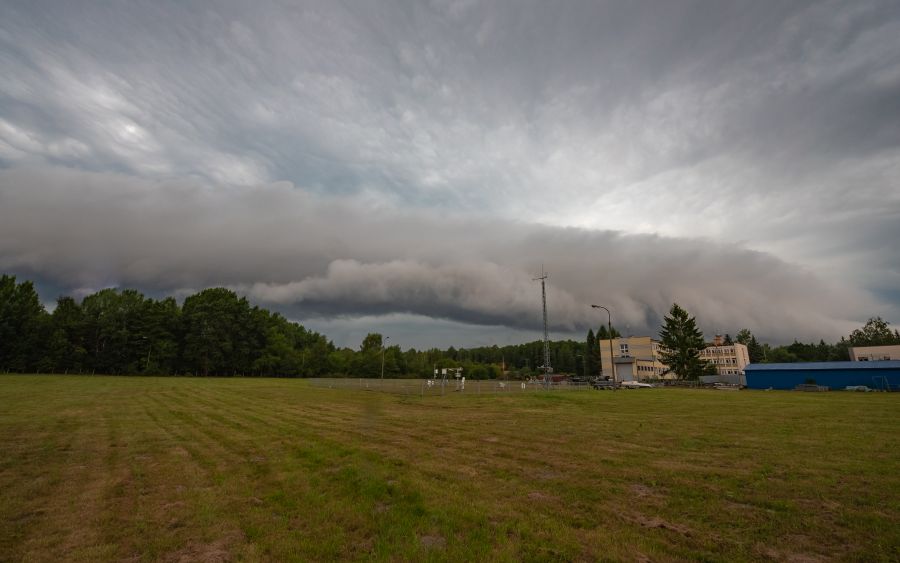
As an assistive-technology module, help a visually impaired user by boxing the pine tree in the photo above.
[747,335,764,363]
[658,303,713,380]
[585,329,597,377]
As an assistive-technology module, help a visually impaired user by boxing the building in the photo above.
[597,336,672,382]
[850,344,900,362]
[744,361,900,390]
[699,335,750,376]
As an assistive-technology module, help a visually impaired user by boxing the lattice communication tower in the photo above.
[533,266,552,387]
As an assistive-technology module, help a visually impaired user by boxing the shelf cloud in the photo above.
[0,166,879,343]
[1,1,898,346]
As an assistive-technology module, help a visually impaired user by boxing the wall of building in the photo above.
[598,336,671,380]
[745,362,900,390]
[699,341,750,375]
[850,345,900,361]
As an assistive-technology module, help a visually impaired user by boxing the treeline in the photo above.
[2,275,897,377]
[0,275,334,376]
[0,275,588,378]
[732,319,900,364]
[425,339,587,379]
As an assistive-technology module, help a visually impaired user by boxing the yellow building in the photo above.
[699,335,749,375]
[597,336,672,381]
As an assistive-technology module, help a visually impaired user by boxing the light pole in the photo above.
[380,336,390,379]
[591,305,617,390]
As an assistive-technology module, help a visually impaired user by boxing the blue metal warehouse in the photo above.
[744,361,900,390]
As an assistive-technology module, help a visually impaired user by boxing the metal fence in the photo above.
[307,378,595,397]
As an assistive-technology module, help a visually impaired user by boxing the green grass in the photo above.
[0,376,898,562]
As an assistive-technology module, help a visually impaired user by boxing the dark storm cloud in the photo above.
[1,1,898,345]
[0,167,881,343]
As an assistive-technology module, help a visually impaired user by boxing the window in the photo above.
[620,343,629,356]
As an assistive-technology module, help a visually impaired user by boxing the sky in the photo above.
[1,0,898,349]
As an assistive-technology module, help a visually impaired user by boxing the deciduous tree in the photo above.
[849,317,900,346]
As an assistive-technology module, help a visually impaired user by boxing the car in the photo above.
[620,380,653,389]
[591,379,616,390]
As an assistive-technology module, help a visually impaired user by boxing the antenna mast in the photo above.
[533,266,552,388]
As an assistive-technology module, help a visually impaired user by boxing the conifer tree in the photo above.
[585,329,598,377]
[658,303,714,380]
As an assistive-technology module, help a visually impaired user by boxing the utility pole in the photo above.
[380,336,390,379]
[533,267,552,388]
[591,305,617,391]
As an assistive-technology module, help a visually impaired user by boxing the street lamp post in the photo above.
[591,305,617,390]
[380,336,390,379]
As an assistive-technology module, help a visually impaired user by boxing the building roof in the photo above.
[745,361,900,371]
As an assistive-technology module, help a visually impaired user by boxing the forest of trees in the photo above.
[732,318,900,365]
[2,274,897,378]
[0,275,588,378]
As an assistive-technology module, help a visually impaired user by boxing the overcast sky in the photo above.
[1,0,898,349]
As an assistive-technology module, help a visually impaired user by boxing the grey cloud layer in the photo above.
[0,1,898,342]
[1,2,898,221]
[0,167,880,342]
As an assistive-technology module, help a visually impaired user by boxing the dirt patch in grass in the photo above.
[162,531,243,563]
[162,540,232,563]
[630,483,666,500]
[419,534,446,549]
[760,545,830,563]
[527,491,558,502]
[631,514,693,537]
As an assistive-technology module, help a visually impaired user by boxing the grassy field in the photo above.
[1,376,897,562]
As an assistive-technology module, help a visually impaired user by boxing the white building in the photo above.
[850,345,900,361]
[699,335,750,375]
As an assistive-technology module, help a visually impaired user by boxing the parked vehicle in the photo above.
[620,380,652,389]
